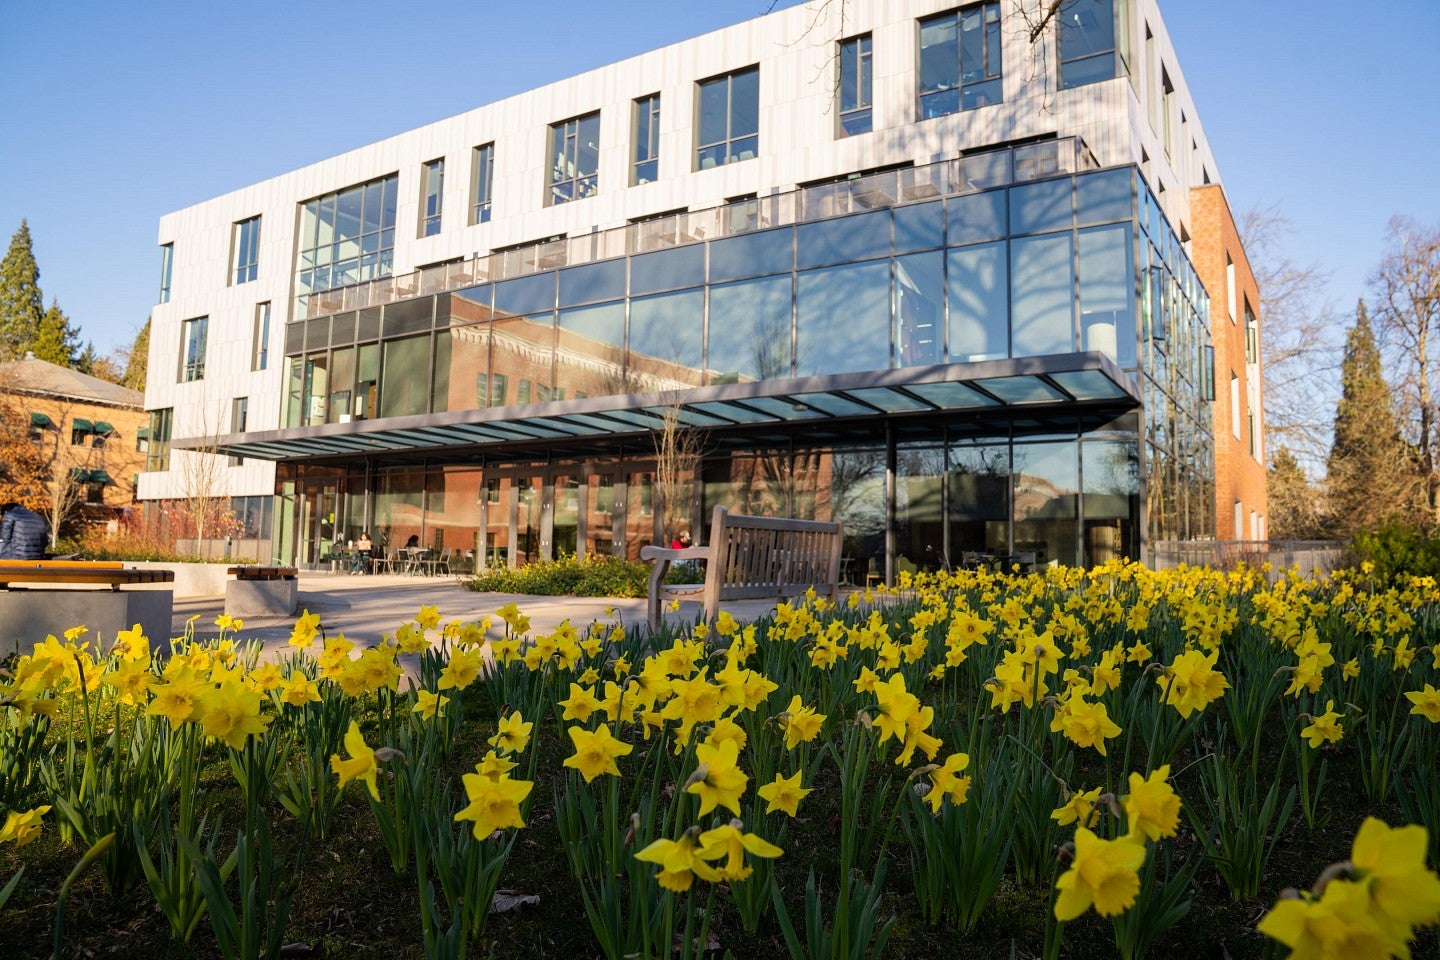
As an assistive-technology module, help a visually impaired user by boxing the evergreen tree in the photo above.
[1326,300,1423,537]
[121,317,150,391]
[0,219,45,360]
[31,298,82,367]
[1267,447,1325,539]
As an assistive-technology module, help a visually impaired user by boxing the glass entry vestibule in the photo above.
[271,421,1142,578]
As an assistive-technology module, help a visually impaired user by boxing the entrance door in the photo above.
[297,478,339,566]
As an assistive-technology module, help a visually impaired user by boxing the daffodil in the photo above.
[279,672,322,707]
[1124,765,1182,842]
[1301,700,1344,748]
[697,820,783,882]
[331,721,380,801]
[454,770,531,840]
[489,711,533,754]
[198,679,270,750]
[412,689,450,720]
[686,739,749,817]
[289,609,321,648]
[1160,649,1229,718]
[1258,879,1404,960]
[1349,816,1440,943]
[1405,683,1440,723]
[1052,786,1103,829]
[778,694,825,750]
[438,645,484,690]
[0,805,51,847]
[635,827,719,892]
[757,769,811,817]
[923,752,972,813]
[563,724,633,783]
[1054,827,1147,920]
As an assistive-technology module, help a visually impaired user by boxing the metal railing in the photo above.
[296,137,1099,320]
[1150,540,1343,577]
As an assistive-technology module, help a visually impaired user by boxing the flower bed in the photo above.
[2,561,1439,959]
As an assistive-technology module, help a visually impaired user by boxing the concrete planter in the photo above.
[124,561,231,599]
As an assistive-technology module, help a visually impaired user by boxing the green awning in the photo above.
[92,421,115,436]
[69,468,90,482]
[71,418,93,433]
[136,426,150,439]
[30,412,51,427]
[89,469,114,485]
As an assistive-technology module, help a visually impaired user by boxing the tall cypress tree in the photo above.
[121,317,151,391]
[1326,299,1421,536]
[0,219,45,361]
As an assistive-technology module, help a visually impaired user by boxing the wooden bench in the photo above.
[0,561,175,654]
[641,505,844,630]
[227,565,298,581]
[225,566,298,617]
[0,560,174,590]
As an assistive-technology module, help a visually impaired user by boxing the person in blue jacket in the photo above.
[0,502,48,559]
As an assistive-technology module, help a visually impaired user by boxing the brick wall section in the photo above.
[1190,184,1268,537]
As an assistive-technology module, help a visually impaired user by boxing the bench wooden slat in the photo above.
[0,560,125,569]
[646,505,843,629]
[0,568,175,589]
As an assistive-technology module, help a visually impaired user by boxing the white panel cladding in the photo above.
[142,0,1224,503]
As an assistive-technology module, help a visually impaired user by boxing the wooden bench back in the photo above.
[0,560,125,569]
[702,506,844,609]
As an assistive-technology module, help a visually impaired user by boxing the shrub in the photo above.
[1347,520,1440,582]
[463,553,702,597]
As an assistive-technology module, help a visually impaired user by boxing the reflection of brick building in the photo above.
[1,353,148,524]
[148,0,1264,576]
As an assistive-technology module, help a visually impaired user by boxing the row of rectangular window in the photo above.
[175,301,271,385]
[162,3,1125,304]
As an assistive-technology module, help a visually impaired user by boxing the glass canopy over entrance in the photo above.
[195,352,1137,464]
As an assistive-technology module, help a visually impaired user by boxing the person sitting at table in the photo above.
[404,534,420,549]
[354,531,374,574]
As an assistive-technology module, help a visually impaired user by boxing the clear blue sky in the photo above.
[1,0,1436,361]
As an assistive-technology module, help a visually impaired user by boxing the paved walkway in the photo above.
[171,571,786,658]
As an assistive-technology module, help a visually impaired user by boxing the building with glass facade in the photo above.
[141,0,1264,578]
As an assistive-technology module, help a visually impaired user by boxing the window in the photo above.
[85,480,106,505]
[839,35,873,135]
[232,216,260,284]
[697,67,759,169]
[420,158,444,237]
[159,243,173,303]
[549,112,600,205]
[1229,372,1241,439]
[1244,303,1258,364]
[145,408,173,472]
[1248,410,1258,459]
[252,302,271,371]
[91,423,111,449]
[230,396,248,466]
[135,427,148,454]
[633,94,661,184]
[295,173,399,310]
[1233,499,1243,540]
[470,144,494,224]
[71,420,90,445]
[180,316,208,382]
[1226,255,1236,322]
[918,3,1002,118]
[1161,67,1175,159]
[1058,0,1123,89]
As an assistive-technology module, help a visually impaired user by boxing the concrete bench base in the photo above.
[225,578,298,618]
[0,589,174,656]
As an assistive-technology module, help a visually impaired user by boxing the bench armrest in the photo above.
[640,545,710,562]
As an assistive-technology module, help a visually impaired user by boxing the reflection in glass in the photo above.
[379,335,432,419]
[629,289,703,390]
[797,210,889,269]
[946,190,1007,243]
[1078,224,1134,365]
[558,301,627,397]
[1013,442,1078,567]
[708,275,792,383]
[1010,178,1072,234]
[949,444,1010,557]
[1082,439,1139,564]
[948,242,1008,361]
[894,252,944,367]
[797,260,889,376]
[632,244,705,293]
[896,445,946,573]
[1011,233,1075,357]
[710,228,793,282]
